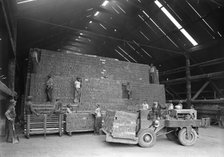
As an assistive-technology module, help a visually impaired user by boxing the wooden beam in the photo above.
[1,0,16,56]
[187,38,224,53]
[174,90,223,95]
[161,71,224,84]
[165,89,174,99]
[209,81,224,98]
[168,99,224,104]
[192,81,210,100]
[166,85,182,99]
[160,57,224,76]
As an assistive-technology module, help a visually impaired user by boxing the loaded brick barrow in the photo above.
[102,109,201,148]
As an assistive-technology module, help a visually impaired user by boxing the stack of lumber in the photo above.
[103,110,138,140]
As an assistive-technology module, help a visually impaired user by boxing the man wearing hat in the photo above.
[5,99,19,143]
[25,96,40,116]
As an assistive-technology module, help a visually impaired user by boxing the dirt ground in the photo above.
[0,126,223,157]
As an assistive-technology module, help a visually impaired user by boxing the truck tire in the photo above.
[138,129,156,148]
[178,128,197,146]
[166,128,178,141]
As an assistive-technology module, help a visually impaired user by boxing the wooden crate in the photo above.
[25,114,63,138]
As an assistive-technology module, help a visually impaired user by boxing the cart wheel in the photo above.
[166,128,178,141]
[138,129,156,148]
[178,128,197,146]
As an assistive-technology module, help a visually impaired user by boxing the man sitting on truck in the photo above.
[151,101,166,120]
[142,100,149,110]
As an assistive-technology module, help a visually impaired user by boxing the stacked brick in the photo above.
[103,110,138,140]
[35,50,149,83]
[27,49,165,112]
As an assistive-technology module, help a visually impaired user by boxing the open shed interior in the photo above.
[0,0,224,156]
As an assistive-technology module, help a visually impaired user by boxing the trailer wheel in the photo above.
[178,128,197,146]
[138,129,156,148]
[166,128,177,141]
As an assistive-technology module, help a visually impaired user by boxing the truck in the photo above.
[102,109,201,147]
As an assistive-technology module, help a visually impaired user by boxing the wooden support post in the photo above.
[44,114,47,139]
[185,53,191,109]
[26,115,30,138]
[59,114,62,136]
[1,0,16,56]
[192,81,210,100]
[8,59,16,91]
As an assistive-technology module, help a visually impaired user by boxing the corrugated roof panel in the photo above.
[204,15,223,37]
[165,0,200,25]
[186,20,215,42]
[186,0,220,17]
[168,29,194,49]
[152,9,177,33]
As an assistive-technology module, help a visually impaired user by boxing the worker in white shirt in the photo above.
[175,100,183,110]
[142,100,149,110]
[74,77,82,103]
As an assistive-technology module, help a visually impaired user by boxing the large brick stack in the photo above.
[27,49,166,112]
[103,110,138,140]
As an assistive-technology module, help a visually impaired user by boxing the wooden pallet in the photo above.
[25,114,63,138]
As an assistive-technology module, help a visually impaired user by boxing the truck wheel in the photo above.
[166,128,177,141]
[138,129,156,148]
[178,128,197,146]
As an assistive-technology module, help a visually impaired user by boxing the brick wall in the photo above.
[28,49,165,111]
